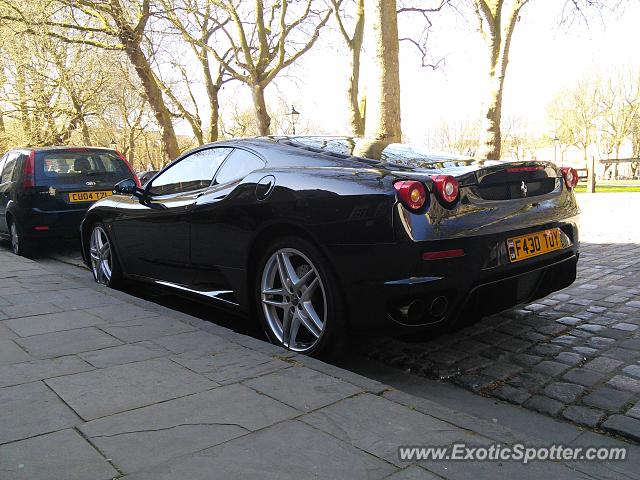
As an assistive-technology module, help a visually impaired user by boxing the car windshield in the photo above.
[35,150,132,186]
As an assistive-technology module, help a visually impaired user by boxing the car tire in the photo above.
[9,220,36,258]
[88,222,122,288]
[255,236,346,358]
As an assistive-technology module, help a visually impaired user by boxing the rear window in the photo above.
[35,150,132,186]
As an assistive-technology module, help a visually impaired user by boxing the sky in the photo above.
[189,0,638,146]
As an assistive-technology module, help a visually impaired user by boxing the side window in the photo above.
[148,147,232,195]
[1,153,17,184]
[214,149,264,185]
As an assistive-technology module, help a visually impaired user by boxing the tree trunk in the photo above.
[79,118,91,145]
[201,53,221,142]
[363,0,401,142]
[0,112,6,151]
[613,145,620,179]
[16,67,31,140]
[476,1,521,160]
[347,0,365,136]
[251,83,271,136]
[479,73,504,159]
[72,99,91,145]
[208,88,221,142]
[348,39,365,136]
[587,155,596,193]
[123,40,180,160]
[128,129,136,166]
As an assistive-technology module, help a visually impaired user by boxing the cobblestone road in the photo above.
[363,193,640,442]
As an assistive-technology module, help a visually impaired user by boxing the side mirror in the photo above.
[114,178,143,197]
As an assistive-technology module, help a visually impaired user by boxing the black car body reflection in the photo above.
[81,136,579,355]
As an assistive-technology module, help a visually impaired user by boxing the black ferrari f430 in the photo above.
[81,136,580,356]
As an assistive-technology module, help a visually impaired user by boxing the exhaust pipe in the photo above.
[429,296,449,317]
[398,299,426,324]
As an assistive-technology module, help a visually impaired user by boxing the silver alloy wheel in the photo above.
[90,226,113,285]
[10,222,19,255]
[261,248,327,352]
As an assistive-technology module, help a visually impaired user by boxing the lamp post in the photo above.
[553,135,559,164]
[290,106,300,135]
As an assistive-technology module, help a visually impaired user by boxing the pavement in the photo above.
[0,193,638,479]
[359,193,640,443]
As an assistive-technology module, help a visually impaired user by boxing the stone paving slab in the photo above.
[0,322,16,338]
[0,381,80,444]
[79,384,299,473]
[2,310,105,337]
[99,315,196,343]
[0,338,31,365]
[0,429,118,480]
[0,355,94,388]
[386,466,442,480]
[123,420,397,480]
[14,326,123,359]
[170,341,291,384]
[46,357,217,420]
[78,341,170,368]
[301,393,474,467]
[0,302,62,318]
[151,330,225,354]
[243,365,363,412]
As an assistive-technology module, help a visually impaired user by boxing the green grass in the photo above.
[574,183,640,193]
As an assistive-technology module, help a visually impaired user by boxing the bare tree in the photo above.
[0,27,106,146]
[549,79,601,166]
[177,0,331,136]
[429,119,480,156]
[470,0,621,160]
[159,0,234,143]
[598,71,639,167]
[1,0,182,159]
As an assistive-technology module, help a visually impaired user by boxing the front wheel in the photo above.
[88,223,121,288]
[256,237,346,357]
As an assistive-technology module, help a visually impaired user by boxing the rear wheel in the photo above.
[9,220,35,258]
[89,223,122,288]
[256,236,345,357]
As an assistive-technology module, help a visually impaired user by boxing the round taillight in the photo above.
[560,167,578,189]
[394,180,427,211]
[432,175,459,203]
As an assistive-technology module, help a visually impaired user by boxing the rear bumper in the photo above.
[330,220,579,332]
[12,206,86,239]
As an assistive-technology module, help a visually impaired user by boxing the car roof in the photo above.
[34,146,116,152]
[6,146,117,154]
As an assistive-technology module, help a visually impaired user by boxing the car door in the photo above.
[112,146,232,285]
[190,148,266,298]
[0,152,17,233]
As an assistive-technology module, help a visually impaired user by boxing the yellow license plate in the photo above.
[68,191,112,203]
[506,228,563,263]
